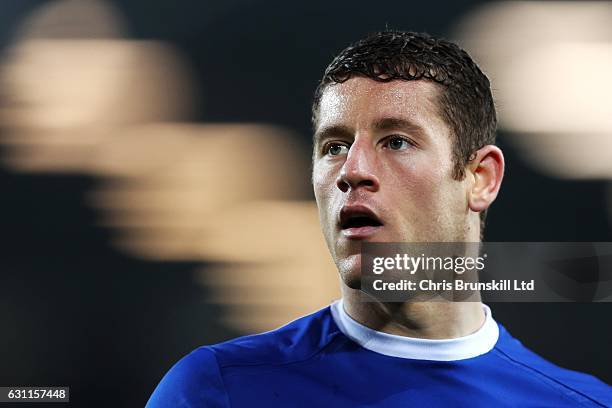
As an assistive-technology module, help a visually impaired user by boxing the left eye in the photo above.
[386,136,411,150]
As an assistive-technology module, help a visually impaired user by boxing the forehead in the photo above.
[316,77,444,131]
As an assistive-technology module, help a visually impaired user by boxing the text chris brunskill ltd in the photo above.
[371,279,536,292]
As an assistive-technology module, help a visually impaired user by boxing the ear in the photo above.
[466,145,505,213]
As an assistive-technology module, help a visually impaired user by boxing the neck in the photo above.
[340,282,485,339]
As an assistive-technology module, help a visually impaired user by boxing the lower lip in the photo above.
[341,225,383,239]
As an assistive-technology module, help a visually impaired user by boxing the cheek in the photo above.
[312,166,329,205]
[385,158,459,229]
[386,156,446,200]
[312,166,336,221]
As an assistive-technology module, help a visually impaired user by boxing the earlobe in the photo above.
[467,145,505,213]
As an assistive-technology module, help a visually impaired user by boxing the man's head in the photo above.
[311,31,504,287]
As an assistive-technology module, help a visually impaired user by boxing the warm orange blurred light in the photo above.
[455,1,612,179]
[0,0,340,333]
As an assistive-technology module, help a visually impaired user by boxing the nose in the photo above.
[336,140,380,193]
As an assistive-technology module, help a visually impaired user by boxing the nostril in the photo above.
[336,179,350,192]
[337,177,375,192]
[360,180,375,187]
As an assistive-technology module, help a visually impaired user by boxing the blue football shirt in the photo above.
[147,301,611,407]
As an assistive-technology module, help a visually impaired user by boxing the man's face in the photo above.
[312,77,471,287]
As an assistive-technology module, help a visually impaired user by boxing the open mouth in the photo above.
[341,215,383,230]
[339,206,384,236]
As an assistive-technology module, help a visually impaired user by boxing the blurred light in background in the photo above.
[195,201,338,333]
[86,123,310,260]
[0,40,195,172]
[15,0,127,39]
[455,1,612,180]
[0,0,195,172]
[0,0,339,333]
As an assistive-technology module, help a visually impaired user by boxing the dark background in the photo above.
[0,1,610,407]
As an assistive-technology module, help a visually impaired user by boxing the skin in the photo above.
[312,77,504,339]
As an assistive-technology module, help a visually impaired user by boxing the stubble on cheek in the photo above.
[386,159,462,243]
[408,182,469,242]
[313,168,364,286]
[313,172,339,256]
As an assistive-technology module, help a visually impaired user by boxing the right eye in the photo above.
[324,143,349,156]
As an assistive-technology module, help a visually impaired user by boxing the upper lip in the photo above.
[338,205,384,229]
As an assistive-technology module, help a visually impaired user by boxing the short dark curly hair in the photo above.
[312,30,497,236]
[312,30,497,180]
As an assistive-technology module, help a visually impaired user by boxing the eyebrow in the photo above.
[372,117,426,138]
[313,125,353,146]
[313,117,426,146]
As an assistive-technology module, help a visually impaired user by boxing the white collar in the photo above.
[330,299,499,361]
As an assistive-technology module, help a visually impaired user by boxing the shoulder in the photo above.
[209,303,340,369]
[146,304,341,407]
[493,324,612,407]
[146,346,228,407]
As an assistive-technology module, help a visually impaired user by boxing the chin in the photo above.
[337,255,362,289]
